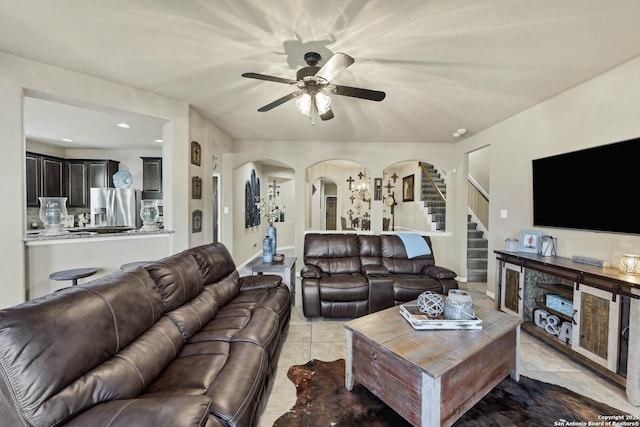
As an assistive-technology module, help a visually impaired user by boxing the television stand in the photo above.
[494,250,640,405]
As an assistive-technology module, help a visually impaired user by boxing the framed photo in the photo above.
[519,230,543,253]
[402,174,414,202]
[191,176,202,199]
[374,177,383,200]
[191,140,201,166]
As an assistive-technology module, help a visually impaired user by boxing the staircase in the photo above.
[419,163,446,231]
[467,215,488,282]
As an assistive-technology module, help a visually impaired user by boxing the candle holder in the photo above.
[38,197,69,235]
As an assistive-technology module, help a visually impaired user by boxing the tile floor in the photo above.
[257,280,640,426]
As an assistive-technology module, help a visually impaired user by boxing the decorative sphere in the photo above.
[417,291,444,317]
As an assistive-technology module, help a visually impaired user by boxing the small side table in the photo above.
[245,256,296,305]
[49,268,97,286]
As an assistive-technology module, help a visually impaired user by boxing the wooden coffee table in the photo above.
[345,304,522,426]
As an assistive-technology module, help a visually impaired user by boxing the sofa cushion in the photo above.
[0,269,168,426]
[392,275,444,302]
[65,396,215,427]
[144,341,268,427]
[189,243,238,285]
[318,273,369,301]
[304,233,362,274]
[145,251,204,312]
[380,234,435,274]
[357,234,382,265]
[205,270,241,308]
[167,289,218,342]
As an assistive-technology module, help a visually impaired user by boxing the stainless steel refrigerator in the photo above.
[90,188,141,228]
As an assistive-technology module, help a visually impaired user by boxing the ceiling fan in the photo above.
[242,52,385,123]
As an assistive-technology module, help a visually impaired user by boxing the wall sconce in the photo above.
[619,254,640,275]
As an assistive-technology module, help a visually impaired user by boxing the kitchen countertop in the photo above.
[23,228,172,243]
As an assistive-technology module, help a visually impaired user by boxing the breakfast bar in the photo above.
[23,229,173,299]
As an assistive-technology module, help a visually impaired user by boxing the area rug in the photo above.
[273,359,630,426]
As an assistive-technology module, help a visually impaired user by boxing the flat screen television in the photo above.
[532,138,640,234]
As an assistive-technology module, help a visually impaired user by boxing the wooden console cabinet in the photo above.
[495,250,640,405]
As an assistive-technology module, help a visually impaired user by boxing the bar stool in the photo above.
[49,268,97,286]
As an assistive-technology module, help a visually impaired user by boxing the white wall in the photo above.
[456,55,640,294]
[0,51,191,308]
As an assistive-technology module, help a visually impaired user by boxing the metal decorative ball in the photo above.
[417,291,444,318]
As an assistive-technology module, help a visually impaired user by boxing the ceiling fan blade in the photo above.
[320,108,334,121]
[333,85,386,101]
[315,52,354,82]
[257,92,300,112]
[242,72,297,85]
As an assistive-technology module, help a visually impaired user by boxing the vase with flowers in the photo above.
[257,196,284,259]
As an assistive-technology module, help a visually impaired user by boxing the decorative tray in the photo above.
[399,304,483,330]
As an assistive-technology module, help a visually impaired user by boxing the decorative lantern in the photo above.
[619,254,640,275]
[140,200,159,231]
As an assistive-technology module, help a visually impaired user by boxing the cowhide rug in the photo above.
[273,359,630,426]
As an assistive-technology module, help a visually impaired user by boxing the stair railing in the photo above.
[468,175,489,230]
[419,162,446,204]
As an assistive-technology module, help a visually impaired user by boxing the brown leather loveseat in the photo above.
[301,233,458,318]
[0,243,290,427]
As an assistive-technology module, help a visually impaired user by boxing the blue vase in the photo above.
[267,224,277,255]
[263,236,273,263]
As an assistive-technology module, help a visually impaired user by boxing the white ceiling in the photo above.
[3,0,640,147]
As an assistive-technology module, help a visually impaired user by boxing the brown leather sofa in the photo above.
[301,233,458,318]
[0,243,290,427]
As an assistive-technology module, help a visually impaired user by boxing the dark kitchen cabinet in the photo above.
[26,152,63,207]
[64,159,119,208]
[65,160,88,207]
[41,156,64,197]
[141,157,162,199]
[26,153,41,207]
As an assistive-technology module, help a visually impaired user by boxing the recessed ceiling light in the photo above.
[453,128,467,138]
[154,139,163,143]
[116,122,131,129]
[61,138,73,142]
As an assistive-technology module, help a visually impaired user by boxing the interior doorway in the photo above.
[326,196,337,230]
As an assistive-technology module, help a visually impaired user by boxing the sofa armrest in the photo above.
[361,264,389,277]
[239,274,282,291]
[65,396,215,427]
[425,265,458,280]
[301,264,322,279]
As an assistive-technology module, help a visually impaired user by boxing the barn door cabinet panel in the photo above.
[495,250,640,404]
[499,262,523,317]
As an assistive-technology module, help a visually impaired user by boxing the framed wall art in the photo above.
[192,176,202,199]
[374,178,383,200]
[191,141,201,166]
[518,230,542,253]
[192,210,202,233]
[402,174,414,202]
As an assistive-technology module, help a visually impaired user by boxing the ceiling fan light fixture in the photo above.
[296,92,332,117]
[315,92,332,115]
[296,93,312,116]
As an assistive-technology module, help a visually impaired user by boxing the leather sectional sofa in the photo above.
[0,243,290,427]
[301,233,459,318]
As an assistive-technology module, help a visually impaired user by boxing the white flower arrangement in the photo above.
[257,197,284,225]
